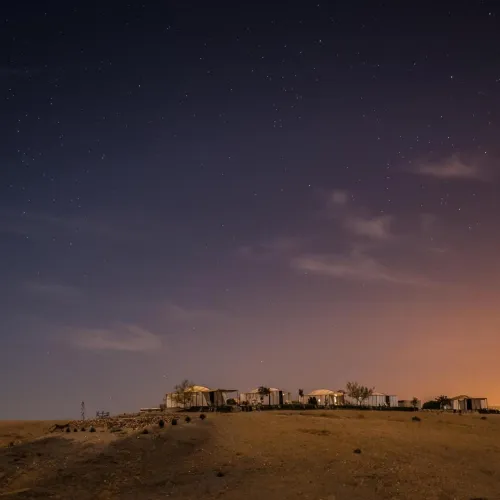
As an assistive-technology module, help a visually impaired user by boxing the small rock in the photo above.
[215,471,225,477]
[412,416,421,422]
[353,448,361,454]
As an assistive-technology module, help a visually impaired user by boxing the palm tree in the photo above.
[298,389,304,404]
[258,386,271,406]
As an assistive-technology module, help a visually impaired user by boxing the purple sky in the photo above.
[1,1,500,419]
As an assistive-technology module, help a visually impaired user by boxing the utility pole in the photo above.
[81,401,86,422]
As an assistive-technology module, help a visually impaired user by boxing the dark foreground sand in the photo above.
[1,410,499,499]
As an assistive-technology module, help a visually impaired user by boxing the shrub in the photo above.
[158,419,165,428]
[412,416,421,422]
[353,448,361,454]
[479,408,500,414]
[73,428,78,432]
[65,427,71,433]
[81,427,86,432]
[422,400,440,410]
[142,428,149,434]
[200,413,206,420]
[226,398,237,405]
[481,416,487,420]
[171,418,178,426]
[185,416,191,423]
[89,426,96,433]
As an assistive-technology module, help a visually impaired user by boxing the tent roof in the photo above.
[186,385,211,392]
[450,395,469,400]
[450,395,487,400]
[184,385,237,393]
[308,389,336,396]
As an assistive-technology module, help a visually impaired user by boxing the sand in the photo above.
[1,410,499,499]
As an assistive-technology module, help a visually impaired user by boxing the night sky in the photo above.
[2,1,500,419]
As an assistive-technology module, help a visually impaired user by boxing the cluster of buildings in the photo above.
[162,385,489,411]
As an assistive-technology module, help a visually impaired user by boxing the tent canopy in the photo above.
[180,385,237,393]
[307,389,336,397]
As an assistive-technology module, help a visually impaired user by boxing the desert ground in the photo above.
[1,410,499,499]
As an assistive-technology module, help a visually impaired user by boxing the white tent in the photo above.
[344,391,398,407]
[240,388,291,406]
[165,385,236,408]
[307,389,343,405]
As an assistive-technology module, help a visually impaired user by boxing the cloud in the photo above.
[238,236,302,260]
[163,303,230,325]
[24,282,81,301]
[325,190,394,241]
[330,190,349,205]
[73,324,162,352]
[291,251,432,286]
[413,156,484,180]
[344,215,393,240]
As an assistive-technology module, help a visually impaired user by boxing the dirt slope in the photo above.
[1,411,499,499]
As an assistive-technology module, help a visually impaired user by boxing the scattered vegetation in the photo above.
[353,448,362,454]
[307,396,318,406]
[89,426,96,433]
[185,416,191,423]
[258,386,271,405]
[411,397,419,409]
[65,427,71,433]
[435,395,451,409]
[73,428,78,432]
[171,418,178,426]
[479,408,500,414]
[200,413,206,420]
[81,427,86,432]
[412,416,421,422]
[141,429,149,434]
[171,379,196,408]
[422,400,440,410]
[346,381,374,406]
[298,389,304,404]
[158,419,165,428]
